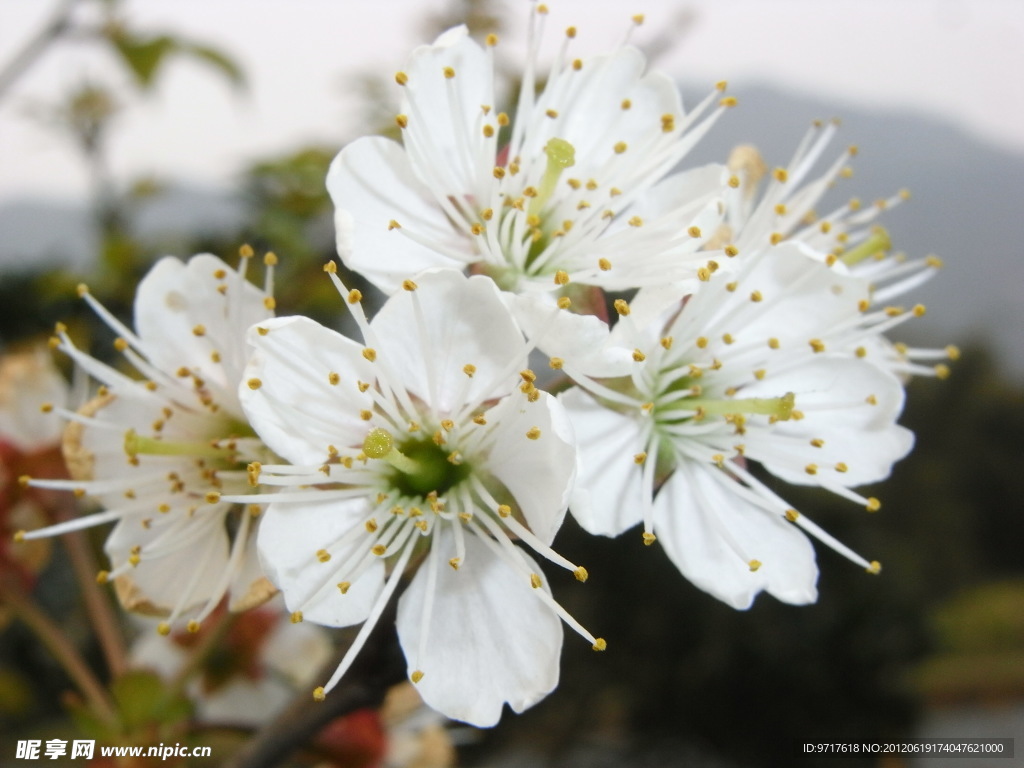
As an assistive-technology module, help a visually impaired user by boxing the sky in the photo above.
[0,0,1022,203]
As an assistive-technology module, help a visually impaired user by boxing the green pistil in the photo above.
[363,428,420,475]
[842,227,891,266]
[528,137,576,219]
[363,428,470,497]
[124,429,236,460]
[678,392,796,420]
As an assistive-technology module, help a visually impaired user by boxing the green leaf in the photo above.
[112,670,192,730]
[111,34,177,89]
[182,43,246,89]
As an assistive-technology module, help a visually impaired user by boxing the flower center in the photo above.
[363,427,471,498]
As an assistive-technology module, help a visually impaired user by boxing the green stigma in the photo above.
[123,429,236,460]
[529,137,576,218]
[363,428,470,497]
[842,227,891,266]
[685,392,796,420]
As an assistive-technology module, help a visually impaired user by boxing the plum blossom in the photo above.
[19,250,281,632]
[328,8,734,295]
[236,267,601,726]
[558,244,915,608]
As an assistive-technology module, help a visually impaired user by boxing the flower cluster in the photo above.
[17,4,949,729]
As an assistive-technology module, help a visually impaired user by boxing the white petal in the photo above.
[527,47,681,177]
[742,357,914,486]
[503,292,633,379]
[559,387,645,536]
[105,511,229,615]
[328,137,472,294]
[400,25,494,198]
[482,391,576,546]
[371,270,527,413]
[653,464,819,609]
[240,316,376,466]
[0,347,69,452]
[396,527,562,726]
[135,254,270,406]
[256,498,384,628]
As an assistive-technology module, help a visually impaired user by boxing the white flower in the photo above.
[236,267,601,727]
[558,244,915,609]
[722,122,956,379]
[0,346,70,453]
[21,250,280,632]
[328,11,732,295]
[132,596,333,727]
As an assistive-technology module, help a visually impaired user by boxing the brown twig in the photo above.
[0,580,117,723]
[0,0,82,100]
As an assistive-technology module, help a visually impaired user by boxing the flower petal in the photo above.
[559,387,646,536]
[257,498,384,628]
[106,510,229,615]
[482,391,575,545]
[742,356,914,486]
[328,137,472,294]
[653,464,819,609]
[396,527,561,726]
[400,25,494,199]
[134,254,270,409]
[240,316,376,466]
[370,270,527,413]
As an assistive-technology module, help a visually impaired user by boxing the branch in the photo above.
[0,0,82,101]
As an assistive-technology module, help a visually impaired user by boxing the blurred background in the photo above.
[0,1,1022,766]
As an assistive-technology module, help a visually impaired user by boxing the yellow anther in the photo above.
[448,557,461,570]
[750,290,763,302]
[748,559,762,572]
[526,427,541,440]
[192,324,206,337]
[362,348,377,362]
[926,255,944,268]
[613,141,627,154]
[157,622,171,636]
[633,452,647,465]
[554,270,570,285]
[395,71,408,85]
[642,532,656,546]
[866,497,882,513]
[443,66,455,79]
[485,33,498,46]
[935,364,951,380]
[613,299,630,316]
[687,226,702,238]
[719,96,738,107]
[96,570,109,584]
[205,491,221,504]
[661,113,675,132]
[785,509,800,522]
[661,336,673,350]
[239,243,255,258]
[632,349,646,362]
[835,462,849,473]
[372,544,387,556]
[808,339,826,353]
[572,58,582,70]
[804,464,818,476]
[411,670,425,684]
[866,561,882,575]
[247,378,262,391]
[621,98,632,110]
[913,304,927,317]
[546,108,559,118]
[337,581,351,594]
[557,297,572,309]
[810,438,825,448]
[313,687,326,701]
[530,573,543,589]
